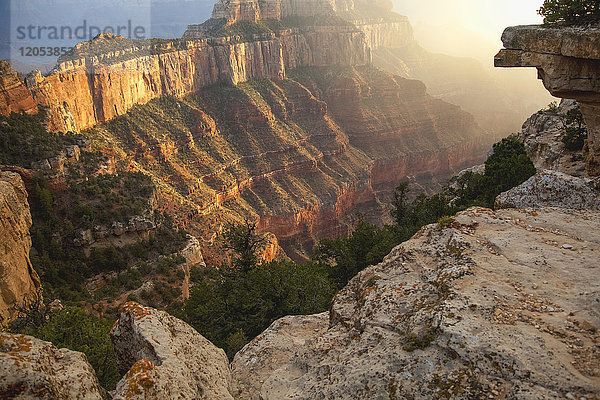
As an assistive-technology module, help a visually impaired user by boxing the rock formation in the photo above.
[111,302,233,400]
[0,171,41,326]
[0,332,107,399]
[232,206,600,399]
[518,99,588,176]
[495,169,600,211]
[0,61,37,117]
[495,24,600,176]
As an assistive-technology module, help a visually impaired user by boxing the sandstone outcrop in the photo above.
[232,206,600,399]
[495,24,600,176]
[495,169,600,211]
[0,332,106,399]
[518,99,588,176]
[0,172,41,325]
[0,60,37,117]
[111,302,233,400]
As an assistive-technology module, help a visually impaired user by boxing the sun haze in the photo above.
[392,0,543,45]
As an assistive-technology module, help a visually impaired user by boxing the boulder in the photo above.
[495,170,600,210]
[232,207,600,399]
[0,332,106,399]
[111,302,233,400]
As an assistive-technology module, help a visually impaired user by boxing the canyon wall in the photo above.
[0,172,42,325]
[0,61,37,117]
[89,65,490,258]
[26,0,418,134]
[28,29,368,133]
[495,25,600,176]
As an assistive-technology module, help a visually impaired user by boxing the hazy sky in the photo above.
[393,0,543,44]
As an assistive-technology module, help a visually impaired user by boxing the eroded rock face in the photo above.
[495,24,600,176]
[232,207,600,399]
[0,332,106,399]
[0,60,37,117]
[0,171,41,325]
[111,302,233,400]
[495,170,600,211]
[518,99,588,176]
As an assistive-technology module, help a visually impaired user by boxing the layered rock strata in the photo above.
[28,27,369,133]
[111,302,233,400]
[495,24,600,176]
[0,332,107,399]
[0,61,37,117]
[0,172,41,325]
[232,206,600,399]
[93,66,489,257]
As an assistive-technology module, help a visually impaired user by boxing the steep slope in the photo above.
[0,61,37,117]
[88,66,489,258]
[0,172,42,325]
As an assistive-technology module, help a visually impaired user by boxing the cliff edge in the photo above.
[495,24,600,177]
[0,171,41,326]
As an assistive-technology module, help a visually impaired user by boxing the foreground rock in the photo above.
[111,302,233,400]
[0,171,42,325]
[232,207,600,399]
[0,332,106,399]
[519,99,588,176]
[495,24,600,176]
[496,170,600,211]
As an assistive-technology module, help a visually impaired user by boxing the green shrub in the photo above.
[538,0,600,24]
[11,307,121,390]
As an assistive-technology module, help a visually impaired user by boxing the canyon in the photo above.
[3,0,494,259]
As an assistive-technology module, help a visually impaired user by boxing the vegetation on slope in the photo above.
[0,108,81,166]
[5,112,190,390]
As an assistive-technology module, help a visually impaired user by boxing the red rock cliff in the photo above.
[0,61,37,117]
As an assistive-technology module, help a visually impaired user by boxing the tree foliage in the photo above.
[221,218,268,272]
[562,105,588,150]
[181,261,334,358]
[538,0,600,24]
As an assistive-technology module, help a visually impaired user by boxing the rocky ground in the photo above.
[232,205,600,399]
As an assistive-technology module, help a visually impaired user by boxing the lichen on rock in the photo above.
[111,302,234,400]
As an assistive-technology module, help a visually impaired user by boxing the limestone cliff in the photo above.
[0,172,41,326]
[0,61,37,117]
[29,27,369,133]
[495,24,600,176]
